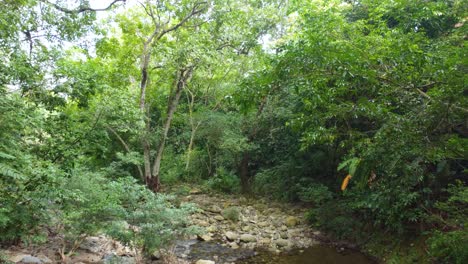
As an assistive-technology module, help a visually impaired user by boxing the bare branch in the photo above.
[158,2,208,38]
[38,0,126,14]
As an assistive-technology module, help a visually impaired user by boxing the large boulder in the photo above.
[19,256,43,263]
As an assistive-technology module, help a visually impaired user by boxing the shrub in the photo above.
[428,230,468,264]
[222,207,240,222]
[205,167,240,194]
[105,177,199,257]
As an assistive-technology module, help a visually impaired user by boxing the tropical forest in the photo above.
[0,0,466,263]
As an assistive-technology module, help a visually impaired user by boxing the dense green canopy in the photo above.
[1,0,466,263]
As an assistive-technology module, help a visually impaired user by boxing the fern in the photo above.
[0,163,25,180]
[0,152,15,160]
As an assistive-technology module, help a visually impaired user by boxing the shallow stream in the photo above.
[175,240,376,264]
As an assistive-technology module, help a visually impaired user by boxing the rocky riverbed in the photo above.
[183,192,318,254]
[0,191,323,264]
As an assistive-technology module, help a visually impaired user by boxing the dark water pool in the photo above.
[239,245,376,264]
[175,240,376,264]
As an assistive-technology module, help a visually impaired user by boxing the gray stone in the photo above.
[275,239,289,247]
[102,253,136,264]
[20,256,43,264]
[79,236,102,253]
[36,255,52,264]
[195,260,215,264]
[214,215,224,221]
[225,231,239,241]
[207,205,222,213]
[240,234,257,243]
[206,226,217,232]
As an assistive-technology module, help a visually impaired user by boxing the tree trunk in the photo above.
[185,124,199,171]
[150,67,194,191]
[139,46,153,188]
[239,153,250,193]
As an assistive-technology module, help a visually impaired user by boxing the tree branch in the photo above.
[38,0,126,14]
[106,126,144,180]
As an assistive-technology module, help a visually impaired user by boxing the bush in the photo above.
[222,207,240,222]
[105,177,199,257]
[428,230,468,264]
[205,167,240,194]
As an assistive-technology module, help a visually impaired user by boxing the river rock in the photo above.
[225,231,239,241]
[214,215,224,221]
[229,242,239,249]
[258,238,271,245]
[198,234,213,242]
[20,256,43,263]
[71,252,102,263]
[207,205,222,213]
[36,254,52,264]
[190,188,202,194]
[206,226,217,232]
[195,260,215,264]
[102,253,135,264]
[198,220,210,227]
[285,216,298,227]
[240,234,257,242]
[9,254,30,263]
[258,221,269,227]
[275,239,289,247]
[79,236,102,253]
[280,232,288,239]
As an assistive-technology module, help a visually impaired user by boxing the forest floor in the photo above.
[1,188,325,264]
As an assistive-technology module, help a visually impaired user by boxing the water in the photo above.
[175,240,376,264]
[240,245,376,264]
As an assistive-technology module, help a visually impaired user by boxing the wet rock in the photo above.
[214,215,224,221]
[258,221,269,227]
[225,231,239,241]
[240,234,257,243]
[285,216,298,227]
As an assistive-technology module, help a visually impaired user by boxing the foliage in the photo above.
[427,230,468,264]
[105,177,199,256]
[222,207,241,222]
[0,0,467,262]
[205,167,241,194]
